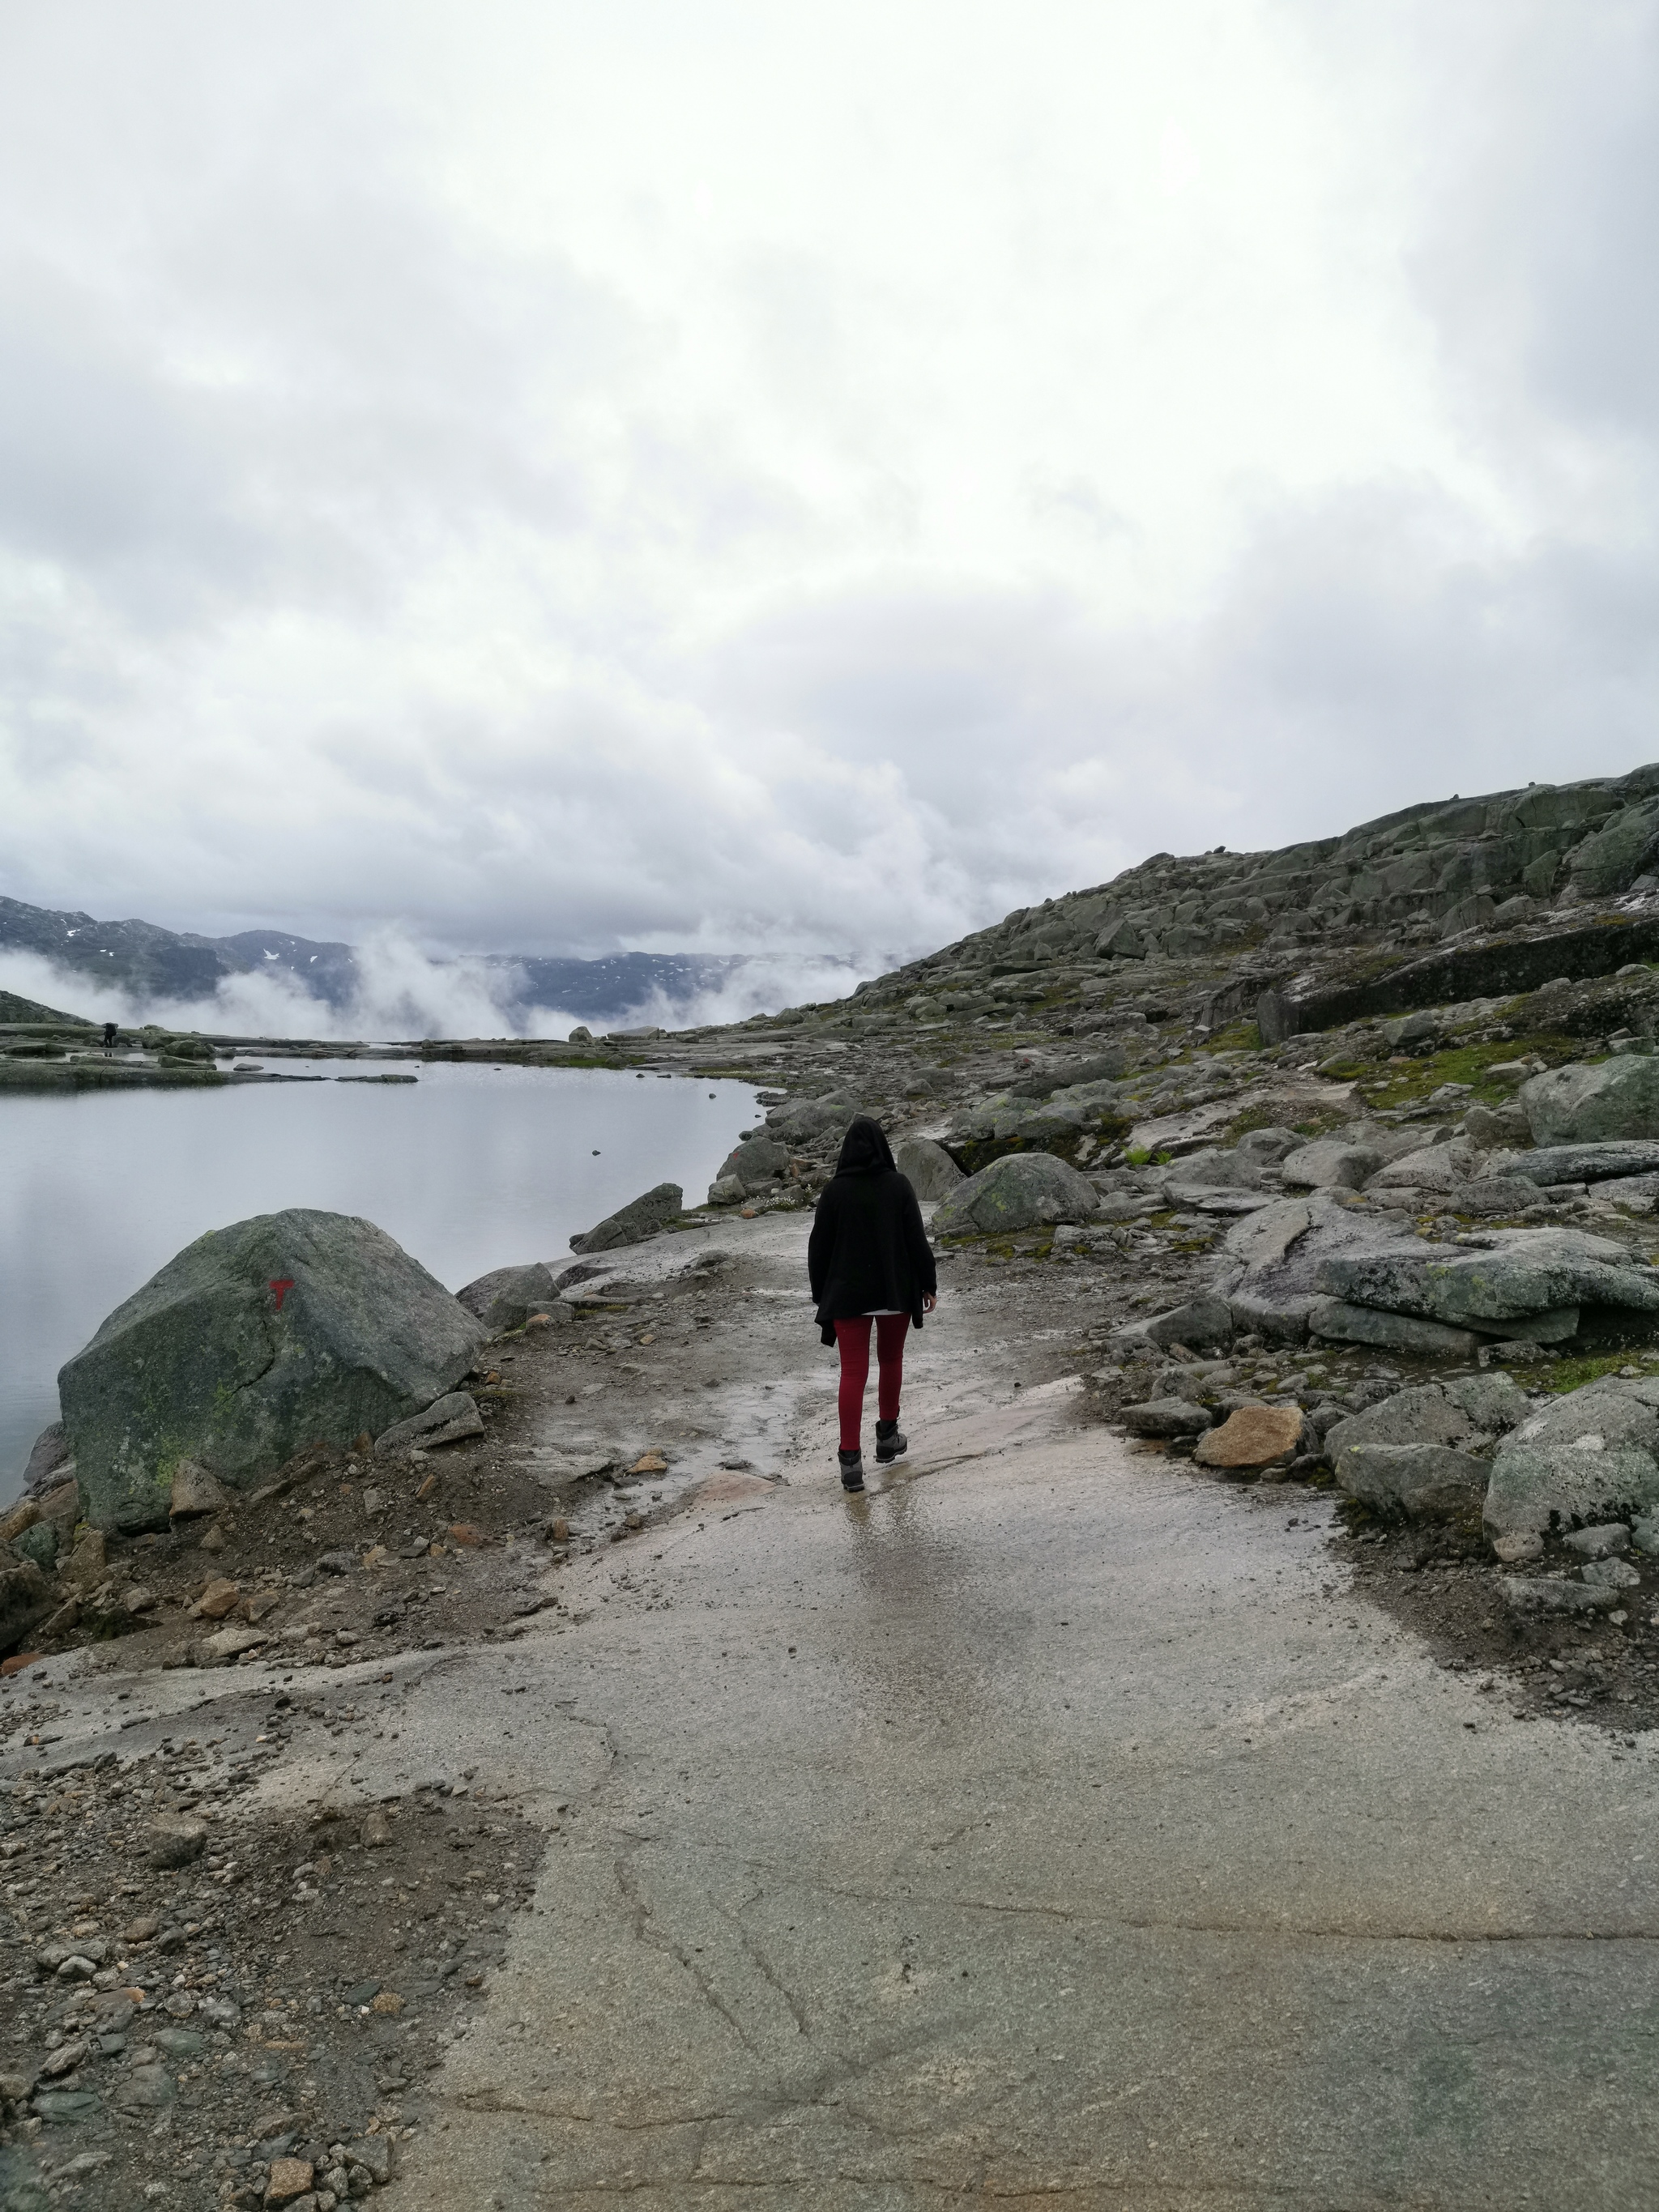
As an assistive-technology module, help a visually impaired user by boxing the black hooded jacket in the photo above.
[808,1117,937,1345]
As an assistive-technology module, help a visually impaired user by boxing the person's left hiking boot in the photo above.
[875,1419,907,1465]
[838,1449,866,1492]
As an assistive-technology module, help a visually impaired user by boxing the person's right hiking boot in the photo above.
[874,1419,907,1465]
[838,1448,866,1492]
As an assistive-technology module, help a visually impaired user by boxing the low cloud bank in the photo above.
[0,935,859,1042]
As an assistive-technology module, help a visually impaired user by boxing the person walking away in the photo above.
[808,1115,937,1492]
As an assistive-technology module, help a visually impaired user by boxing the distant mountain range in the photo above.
[0,894,752,1027]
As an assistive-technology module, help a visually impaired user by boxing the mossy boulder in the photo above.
[59,1209,486,1532]
[931,1151,1099,1235]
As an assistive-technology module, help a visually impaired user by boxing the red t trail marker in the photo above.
[270,1278,296,1311]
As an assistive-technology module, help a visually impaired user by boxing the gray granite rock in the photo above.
[1216,1191,1423,1345]
[373,1392,484,1455]
[1335,1442,1489,1519]
[893,1135,965,1200]
[573,1181,686,1251]
[930,1151,1100,1235]
[1501,1574,1621,1616]
[0,1553,53,1656]
[1499,1140,1659,1185]
[1521,1057,1659,1144]
[59,1209,487,1533]
[1307,1300,1481,1358]
[1120,1399,1213,1438]
[1563,1522,1631,1559]
[765,1088,859,1144]
[455,1260,564,1332]
[1369,1140,1487,1194]
[1484,1378,1659,1536]
[1279,1140,1381,1191]
[1326,1385,1482,1466]
[1317,1226,1659,1330]
[1442,1372,1530,1432]
[1582,1554,1642,1587]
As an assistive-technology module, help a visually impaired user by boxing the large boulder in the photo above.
[1336,1443,1488,1520]
[456,1261,564,1331]
[1325,1384,1483,1465]
[765,1089,859,1144]
[571,1183,685,1251]
[1307,1300,1482,1358]
[930,1151,1100,1236]
[893,1136,965,1201]
[58,1209,487,1533]
[1325,1374,1526,1477]
[709,1137,790,1200]
[1368,1140,1486,1194]
[1484,1379,1659,1537]
[1213,1191,1422,1344]
[1316,1225,1659,1332]
[1520,1058,1659,1144]
[1280,1141,1380,1191]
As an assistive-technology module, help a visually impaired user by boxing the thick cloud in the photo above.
[2,0,1659,984]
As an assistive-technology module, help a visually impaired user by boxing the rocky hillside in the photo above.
[827,763,1659,1045]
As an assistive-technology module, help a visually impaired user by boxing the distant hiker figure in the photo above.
[101,1021,118,1053]
[808,1115,937,1493]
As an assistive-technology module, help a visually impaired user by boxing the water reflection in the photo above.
[0,1059,758,1496]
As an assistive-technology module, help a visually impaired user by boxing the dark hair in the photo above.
[834,1115,896,1177]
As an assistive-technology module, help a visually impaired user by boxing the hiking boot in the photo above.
[838,1449,866,1493]
[875,1420,907,1465]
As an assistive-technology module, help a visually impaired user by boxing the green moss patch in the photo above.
[1347,1034,1580,1113]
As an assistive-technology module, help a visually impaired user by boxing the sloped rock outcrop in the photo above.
[571,1182,685,1251]
[59,1210,486,1532]
[1316,1226,1659,1334]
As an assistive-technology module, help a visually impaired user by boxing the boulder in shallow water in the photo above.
[59,1209,486,1532]
[571,1182,685,1251]
[929,1151,1099,1235]
[1520,1057,1659,1144]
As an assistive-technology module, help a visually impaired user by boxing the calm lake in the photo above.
[0,1059,761,1500]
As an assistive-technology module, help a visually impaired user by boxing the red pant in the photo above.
[834,1315,908,1451]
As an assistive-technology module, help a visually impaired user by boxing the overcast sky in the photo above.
[2,1,1657,976]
